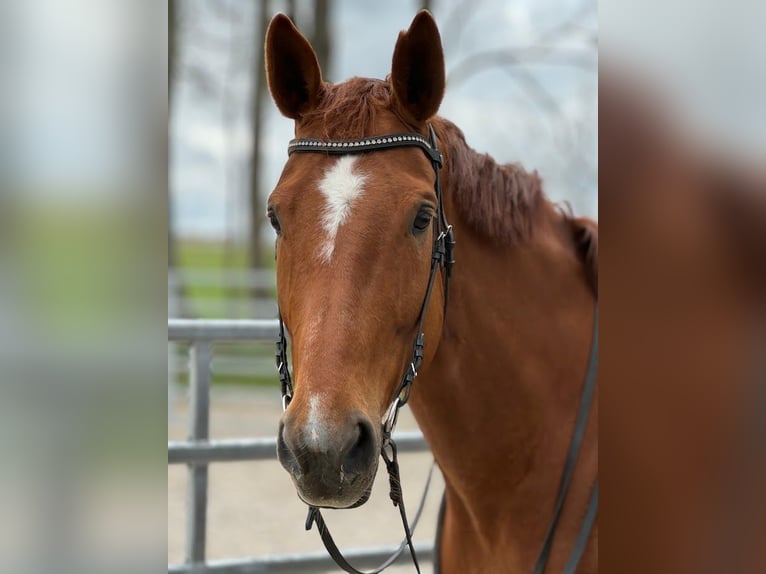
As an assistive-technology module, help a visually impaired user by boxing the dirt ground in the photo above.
[168,384,444,573]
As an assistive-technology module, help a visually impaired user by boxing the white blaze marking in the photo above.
[317,156,367,262]
[307,394,325,445]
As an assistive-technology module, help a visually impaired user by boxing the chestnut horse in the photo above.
[267,12,598,574]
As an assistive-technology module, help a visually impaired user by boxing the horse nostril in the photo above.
[277,422,302,477]
[342,417,376,476]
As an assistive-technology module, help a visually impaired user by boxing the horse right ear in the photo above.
[265,14,323,120]
[391,10,446,125]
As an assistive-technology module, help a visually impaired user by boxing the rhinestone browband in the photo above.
[287,133,442,165]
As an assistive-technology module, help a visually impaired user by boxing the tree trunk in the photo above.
[168,0,189,318]
[312,0,332,79]
[249,0,270,284]
[168,0,177,270]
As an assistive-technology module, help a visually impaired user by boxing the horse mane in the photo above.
[433,118,544,245]
[304,78,547,247]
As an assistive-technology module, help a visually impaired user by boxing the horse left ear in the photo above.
[391,10,445,125]
[265,14,323,120]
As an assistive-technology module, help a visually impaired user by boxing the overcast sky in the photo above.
[171,0,598,238]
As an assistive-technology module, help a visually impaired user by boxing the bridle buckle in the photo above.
[383,396,401,436]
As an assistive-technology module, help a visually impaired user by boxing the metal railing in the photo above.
[168,269,278,320]
[168,319,433,573]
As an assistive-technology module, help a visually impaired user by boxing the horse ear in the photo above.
[265,14,323,120]
[391,10,445,125]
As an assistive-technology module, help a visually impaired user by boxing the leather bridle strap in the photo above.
[288,132,444,165]
[305,460,437,574]
[275,315,292,411]
[278,125,453,574]
[563,479,598,574]
[431,305,598,574]
[532,303,599,574]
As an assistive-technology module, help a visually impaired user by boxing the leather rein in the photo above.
[274,124,598,573]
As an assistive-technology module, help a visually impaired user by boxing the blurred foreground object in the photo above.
[0,1,166,573]
[601,2,766,569]
[600,65,766,573]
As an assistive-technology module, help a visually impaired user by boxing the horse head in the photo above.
[266,11,447,508]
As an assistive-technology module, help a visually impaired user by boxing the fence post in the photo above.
[185,341,211,564]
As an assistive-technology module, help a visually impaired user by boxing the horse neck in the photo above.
[409,130,597,552]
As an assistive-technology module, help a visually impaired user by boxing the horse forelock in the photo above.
[301,77,400,140]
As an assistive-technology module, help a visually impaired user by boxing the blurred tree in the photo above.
[249,0,270,279]
[312,0,332,78]
[249,0,333,279]
[168,0,190,318]
[285,0,296,22]
[444,0,597,210]
[168,0,176,270]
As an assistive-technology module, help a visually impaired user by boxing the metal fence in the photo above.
[168,269,278,320]
[168,319,433,573]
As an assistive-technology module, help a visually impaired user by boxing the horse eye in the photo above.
[267,208,282,235]
[412,210,432,234]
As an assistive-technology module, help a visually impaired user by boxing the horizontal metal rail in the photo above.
[169,319,280,341]
[168,318,435,573]
[169,431,429,464]
[168,543,434,573]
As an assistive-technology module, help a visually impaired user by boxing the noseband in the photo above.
[275,125,454,574]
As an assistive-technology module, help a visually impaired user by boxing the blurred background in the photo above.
[168,0,597,568]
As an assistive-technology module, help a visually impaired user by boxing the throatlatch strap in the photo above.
[532,303,598,574]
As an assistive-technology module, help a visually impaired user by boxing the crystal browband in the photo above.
[287,133,443,165]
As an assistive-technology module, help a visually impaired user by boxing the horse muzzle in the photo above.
[277,410,379,508]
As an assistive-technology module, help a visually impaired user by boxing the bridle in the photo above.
[274,124,599,574]
[275,124,454,574]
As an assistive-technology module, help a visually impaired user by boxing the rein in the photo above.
[276,125,454,574]
[532,304,598,574]
[431,305,599,574]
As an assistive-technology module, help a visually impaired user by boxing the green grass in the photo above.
[177,239,249,269]
[174,238,277,318]
[173,238,279,387]
[173,369,278,387]
[176,240,248,317]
